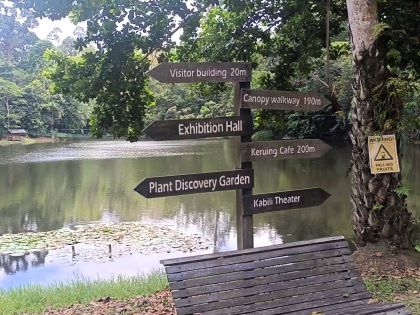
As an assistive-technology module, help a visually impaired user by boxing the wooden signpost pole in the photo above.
[234,81,253,249]
[138,61,332,252]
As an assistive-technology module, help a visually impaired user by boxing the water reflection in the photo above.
[0,251,48,275]
[0,140,419,288]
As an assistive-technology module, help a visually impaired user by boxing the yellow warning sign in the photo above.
[368,134,400,174]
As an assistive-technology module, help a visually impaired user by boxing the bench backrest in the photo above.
[161,236,373,315]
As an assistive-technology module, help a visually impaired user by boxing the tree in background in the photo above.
[0,1,92,137]
[13,0,218,141]
[172,0,348,139]
[346,0,418,248]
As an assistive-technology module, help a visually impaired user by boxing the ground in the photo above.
[35,244,420,315]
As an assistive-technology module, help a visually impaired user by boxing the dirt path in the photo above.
[40,290,176,315]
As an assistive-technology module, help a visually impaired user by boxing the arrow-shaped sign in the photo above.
[242,139,331,162]
[243,188,331,215]
[143,116,252,141]
[134,169,254,198]
[241,89,330,111]
[147,62,252,83]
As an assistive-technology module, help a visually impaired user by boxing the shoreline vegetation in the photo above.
[0,134,93,146]
[0,246,420,315]
[0,273,168,315]
[0,245,418,315]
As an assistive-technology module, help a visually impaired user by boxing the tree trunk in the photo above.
[346,0,412,248]
[5,96,10,130]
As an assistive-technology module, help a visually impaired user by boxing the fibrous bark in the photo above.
[346,0,412,248]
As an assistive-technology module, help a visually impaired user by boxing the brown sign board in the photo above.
[243,188,330,215]
[134,169,254,198]
[147,62,252,83]
[242,139,331,162]
[143,116,252,141]
[368,134,400,174]
[241,89,330,111]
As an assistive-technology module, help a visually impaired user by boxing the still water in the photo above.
[0,139,419,289]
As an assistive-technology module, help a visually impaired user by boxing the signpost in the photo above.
[134,169,254,198]
[135,60,332,250]
[242,139,331,162]
[143,116,252,141]
[147,62,252,83]
[243,188,331,215]
[241,89,331,111]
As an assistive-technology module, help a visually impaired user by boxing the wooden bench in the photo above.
[161,236,410,315]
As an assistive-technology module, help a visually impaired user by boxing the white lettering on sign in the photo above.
[253,197,274,208]
[279,146,294,154]
[251,147,278,158]
[270,96,301,107]
[175,178,218,191]
[197,68,227,79]
[178,120,243,136]
[178,122,224,135]
[219,174,250,187]
[243,93,270,106]
[170,69,195,78]
[149,181,173,194]
[169,67,248,80]
[147,174,251,194]
[274,195,301,204]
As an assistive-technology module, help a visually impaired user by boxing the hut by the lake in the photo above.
[5,129,27,141]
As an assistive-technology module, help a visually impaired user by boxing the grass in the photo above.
[0,138,40,146]
[0,272,168,315]
[365,277,420,314]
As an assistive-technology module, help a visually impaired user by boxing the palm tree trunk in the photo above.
[346,0,412,248]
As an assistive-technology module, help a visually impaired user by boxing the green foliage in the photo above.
[252,130,274,141]
[172,1,348,139]
[0,273,167,315]
[365,277,420,313]
[373,204,384,211]
[0,2,91,137]
[393,185,410,198]
[12,0,218,140]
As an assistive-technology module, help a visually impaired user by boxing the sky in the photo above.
[32,17,85,43]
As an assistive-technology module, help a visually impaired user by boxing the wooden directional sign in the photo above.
[134,169,254,198]
[242,139,331,162]
[243,188,331,215]
[241,89,330,111]
[143,116,252,141]
[147,62,252,83]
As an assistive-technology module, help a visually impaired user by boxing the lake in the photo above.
[0,139,419,289]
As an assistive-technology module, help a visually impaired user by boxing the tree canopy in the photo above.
[0,1,91,136]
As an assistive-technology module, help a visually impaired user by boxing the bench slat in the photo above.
[244,291,372,315]
[174,273,358,307]
[171,269,361,299]
[161,236,345,266]
[169,257,354,290]
[176,281,367,314]
[167,248,351,282]
[327,303,411,315]
[165,241,349,274]
[198,287,370,315]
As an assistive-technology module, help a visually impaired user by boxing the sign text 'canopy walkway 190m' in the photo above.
[134,169,254,198]
[142,116,252,141]
[241,89,331,111]
[242,139,332,162]
[243,188,331,215]
[147,62,252,83]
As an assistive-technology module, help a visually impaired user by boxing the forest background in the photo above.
[0,0,418,143]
